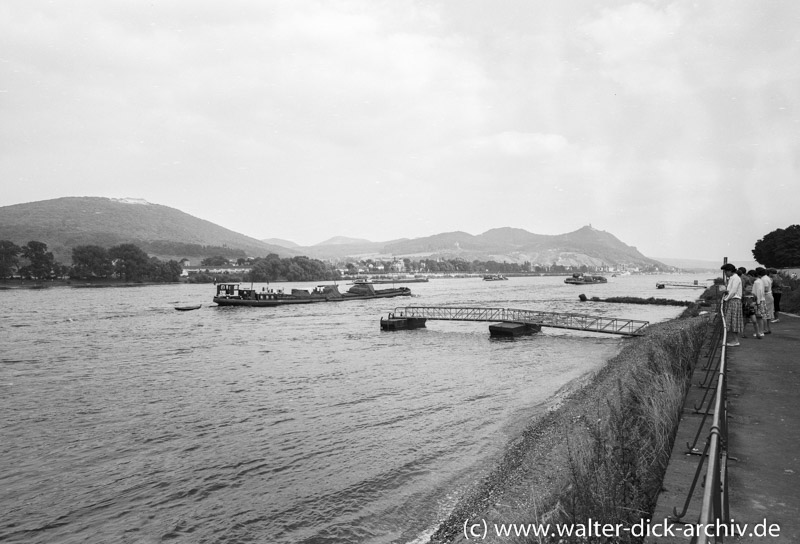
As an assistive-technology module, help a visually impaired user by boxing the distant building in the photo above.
[181,266,251,277]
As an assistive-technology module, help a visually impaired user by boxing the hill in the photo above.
[0,197,298,263]
[289,226,668,270]
[315,236,374,246]
[261,237,300,248]
[383,226,665,269]
[1,198,669,270]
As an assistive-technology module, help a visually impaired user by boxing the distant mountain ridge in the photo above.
[271,226,668,269]
[261,237,300,248]
[315,236,374,246]
[2,197,667,269]
[0,197,298,263]
[388,226,666,268]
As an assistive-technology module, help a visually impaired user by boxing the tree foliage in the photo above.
[20,241,57,280]
[753,225,800,267]
[2,239,183,283]
[105,244,183,282]
[109,243,154,282]
[149,257,183,282]
[71,245,113,278]
[246,254,340,283]
[0,240,22,279]
[200,255,231,266]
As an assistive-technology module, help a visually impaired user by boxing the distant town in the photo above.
[180,254,661,284]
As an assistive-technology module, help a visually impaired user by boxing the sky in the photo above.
[1,1,798,261]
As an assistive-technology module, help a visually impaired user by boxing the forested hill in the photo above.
[0,197,297,263]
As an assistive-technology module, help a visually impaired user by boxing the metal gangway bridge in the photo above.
[382,306,649,336]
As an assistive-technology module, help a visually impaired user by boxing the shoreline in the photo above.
[0,279,181,289]
[428,315,709,543]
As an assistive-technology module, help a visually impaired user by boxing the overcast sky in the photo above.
[1,1,798,260]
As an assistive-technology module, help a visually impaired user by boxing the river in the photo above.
[0,273,709,543]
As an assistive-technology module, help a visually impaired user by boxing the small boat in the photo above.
[213,282,412,307]
[564,273,608,285]
[483,274,508,281]
[175,304,202,311]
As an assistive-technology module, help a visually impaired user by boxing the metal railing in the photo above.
[670,292,729,542]
[685,323,725,453]
[388,306,650,336]
[693,298,730,543]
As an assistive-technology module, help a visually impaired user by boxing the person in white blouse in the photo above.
[757,268,773,335]
[748,270,765,339]
[721,263,743,346]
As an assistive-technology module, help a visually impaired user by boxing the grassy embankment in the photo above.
[552,317,710,541]
[430,293,716,544]
[583,295,695,308]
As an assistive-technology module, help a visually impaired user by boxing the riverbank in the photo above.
[0,278,180,289]
[429,313,711,543]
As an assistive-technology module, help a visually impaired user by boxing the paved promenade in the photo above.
[648,313,800,543]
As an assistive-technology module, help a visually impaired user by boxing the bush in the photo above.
[779,274,800,314]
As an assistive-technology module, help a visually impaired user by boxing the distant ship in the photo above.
[213,282,411,307]
[564,273,608,285]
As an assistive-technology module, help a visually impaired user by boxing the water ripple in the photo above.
[0,276,692,543]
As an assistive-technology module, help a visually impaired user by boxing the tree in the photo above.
[201,255,230,266]
[247,253,284,282]
[753,225,800,267]
[54,264,71,279]
[109,243,152,282]
[285,263,306,281]
[71,245,113,278]
[0,240,22,279]
[245,253,340,283]
[20,241,57,279]
[149,258,183,282]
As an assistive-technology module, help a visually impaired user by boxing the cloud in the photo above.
[580,2,687,95]
[467,131,569,156]
[1,0,798,256]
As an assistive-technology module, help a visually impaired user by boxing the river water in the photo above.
[0,274,709,544]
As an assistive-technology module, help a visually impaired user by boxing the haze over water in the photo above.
[1,274,706,543]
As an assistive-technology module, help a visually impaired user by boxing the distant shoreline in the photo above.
[0,279,181,290]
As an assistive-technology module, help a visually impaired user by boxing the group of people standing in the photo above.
[720,263,783,347]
